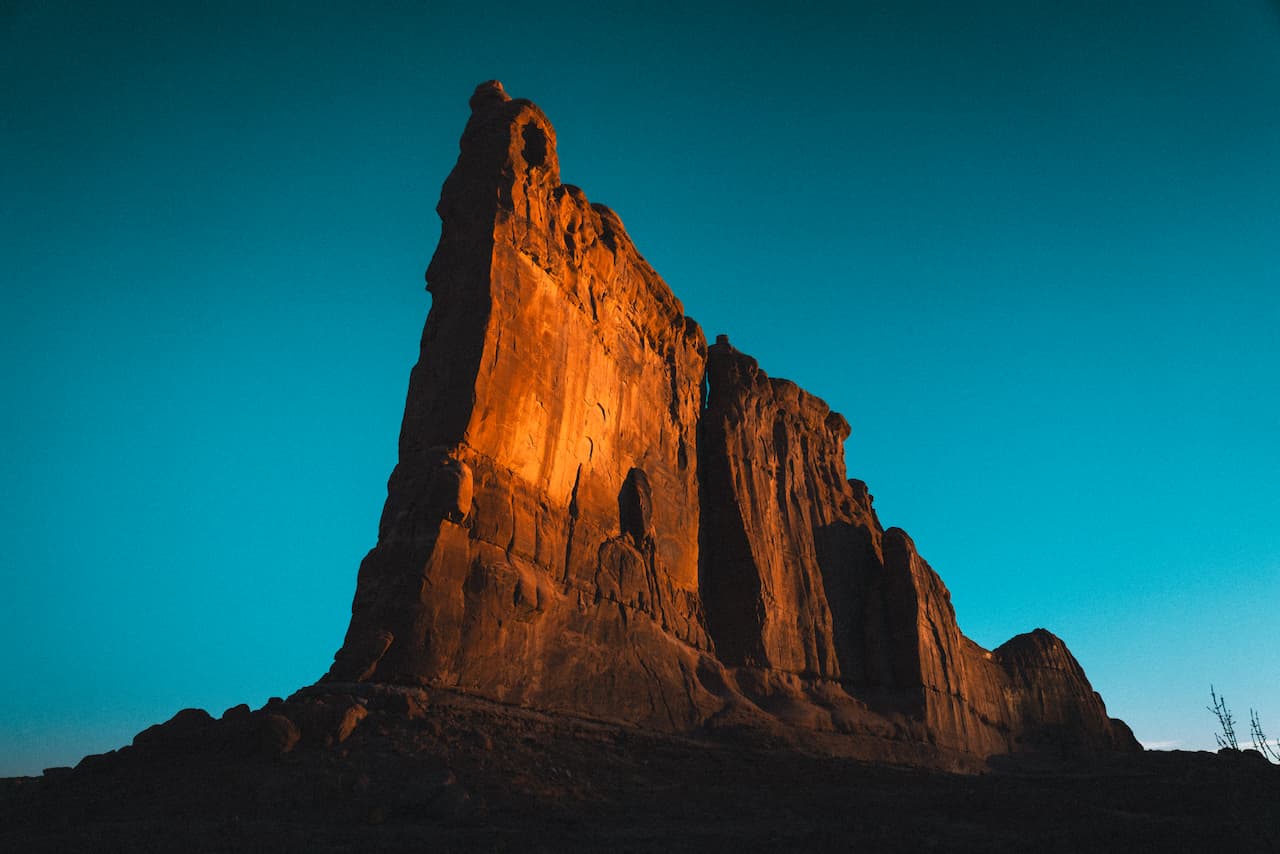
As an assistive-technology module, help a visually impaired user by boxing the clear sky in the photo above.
[2,1,1278,775]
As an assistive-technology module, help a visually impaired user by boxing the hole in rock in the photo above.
[522,123,548,168]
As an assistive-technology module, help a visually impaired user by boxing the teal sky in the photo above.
[2,1,1278,775]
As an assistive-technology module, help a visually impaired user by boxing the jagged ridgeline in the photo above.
[327,81,1138,765]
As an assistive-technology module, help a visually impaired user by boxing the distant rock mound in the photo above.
[326,80,1138,763]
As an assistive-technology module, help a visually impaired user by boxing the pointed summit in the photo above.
[469,79,511,110]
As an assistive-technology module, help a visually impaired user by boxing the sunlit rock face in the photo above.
[327,81,1138,760]
[328,81,714,730]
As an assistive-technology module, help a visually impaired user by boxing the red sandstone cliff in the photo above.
[327,81,1137,762]
[329,81,715,731]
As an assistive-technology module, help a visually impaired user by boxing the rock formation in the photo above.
[326,80,1137,762]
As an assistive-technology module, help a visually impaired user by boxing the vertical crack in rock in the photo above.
[562,463,581,586]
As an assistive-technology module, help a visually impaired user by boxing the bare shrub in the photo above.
[1208,685,1239,751]
[1249,708,1280,763]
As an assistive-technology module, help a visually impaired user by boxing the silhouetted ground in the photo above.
[3,688,1277,852]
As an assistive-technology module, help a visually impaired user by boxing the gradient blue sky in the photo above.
[3,1,1278,775]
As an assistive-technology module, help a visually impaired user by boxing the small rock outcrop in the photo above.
[327,81,1138,762]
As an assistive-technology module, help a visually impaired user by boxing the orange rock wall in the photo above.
[328,83,714,729]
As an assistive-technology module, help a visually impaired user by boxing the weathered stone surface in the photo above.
[700,340,1135,756]
[994,628,1141,753]
[327,81,1137,760]
[328,80,715,731]
[700,337,880,681]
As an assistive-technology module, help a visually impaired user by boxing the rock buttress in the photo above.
[994,628,1140,754]
[327,82,715,729]
[699,337,871,679]
[699,339,1139,755]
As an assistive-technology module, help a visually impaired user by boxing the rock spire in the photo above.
[326,81,1138,762]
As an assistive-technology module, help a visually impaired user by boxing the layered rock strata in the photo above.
[327,81,1137,760]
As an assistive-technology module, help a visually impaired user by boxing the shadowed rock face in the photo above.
[327,80,1138,760]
